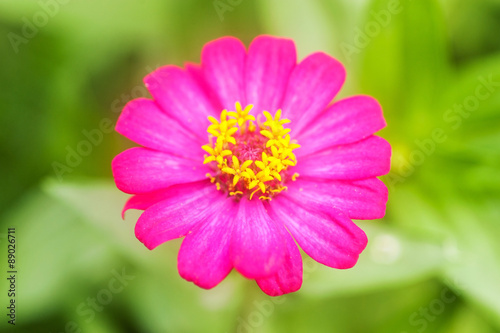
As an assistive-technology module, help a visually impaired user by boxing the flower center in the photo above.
[202,102,300,200]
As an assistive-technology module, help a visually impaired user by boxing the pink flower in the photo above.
[112,35,391,296]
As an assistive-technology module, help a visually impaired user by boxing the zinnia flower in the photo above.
[112,35,391,296]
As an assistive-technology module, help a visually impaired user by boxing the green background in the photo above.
[1,0,500,332]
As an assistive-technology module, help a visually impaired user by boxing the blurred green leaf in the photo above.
[302,223,444,297]
[442,304,500,333]
[440,202,500,329]
[262,279,450,333]
[360,0,451,141]
[255,0,339,57]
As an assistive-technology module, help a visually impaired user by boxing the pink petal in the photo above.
[144,65,215,137]
[269,195,368,269]
[255,229,303,296]
[286,178,388,220]
[201,36,247,110]
[185,62,223,112]
[134,181,225,250]
[297,95,387,157]
[177,199,238,289]
[245,35,296,114]
[116,98,204,159]
[230,198,286,279]
[112,147,209,194]
[121,188,174,219]
[293,136,391,180]
[281,52,346,135]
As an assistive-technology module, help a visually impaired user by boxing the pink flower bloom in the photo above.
[112,35,391,296]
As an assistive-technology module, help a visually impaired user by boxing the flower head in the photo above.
[112,35,391,296]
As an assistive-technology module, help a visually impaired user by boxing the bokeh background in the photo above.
[1,0,500,332]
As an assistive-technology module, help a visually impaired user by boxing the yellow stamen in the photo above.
[206,173,216,183]
[249,188,261,200]
[202,103,300,200]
